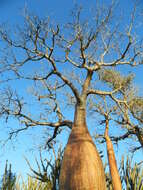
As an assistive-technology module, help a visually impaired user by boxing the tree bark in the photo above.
[105,119,122,190]
[134,126,143,147]
[59,104,106,190]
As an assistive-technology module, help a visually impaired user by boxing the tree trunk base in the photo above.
[59,126,106,190]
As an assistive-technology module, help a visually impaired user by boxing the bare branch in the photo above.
[53,70,81,102]
[87,88,120,96]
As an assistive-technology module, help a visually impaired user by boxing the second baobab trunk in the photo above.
[105,119,122,190]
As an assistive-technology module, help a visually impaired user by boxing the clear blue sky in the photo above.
[0,0,142,180]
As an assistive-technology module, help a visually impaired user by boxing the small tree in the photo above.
[89,94,122,190]
[89,70,143,189]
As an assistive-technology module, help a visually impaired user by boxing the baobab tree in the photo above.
[89,94,123,190]
[0,2,142,190]
[90,70,143,189]
[94,69,143,151]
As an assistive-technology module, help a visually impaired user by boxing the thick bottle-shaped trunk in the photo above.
[59,105,106,190]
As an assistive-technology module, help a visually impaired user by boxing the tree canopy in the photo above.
[0,1,142,174]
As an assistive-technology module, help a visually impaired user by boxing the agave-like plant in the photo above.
[0,160,16,190]
[120,157,143,190]
[24,146,63,190]
[15,176,50,190]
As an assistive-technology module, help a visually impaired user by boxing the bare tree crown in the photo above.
[0,3,142,148]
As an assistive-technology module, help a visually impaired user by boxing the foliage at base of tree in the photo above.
[1,155,143,190]
[106,157,143,190]
[0,160,16,190]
